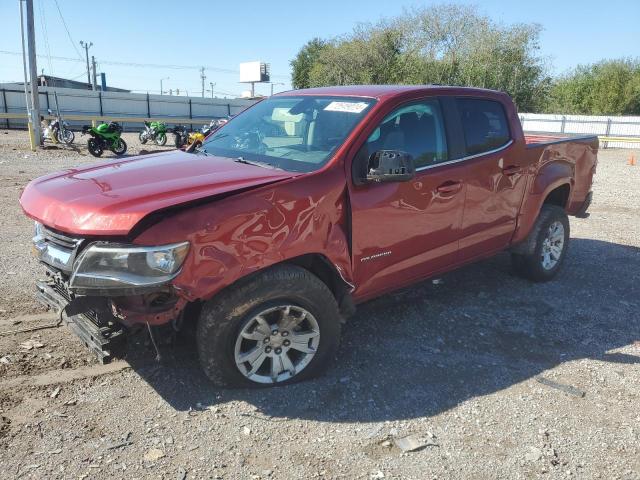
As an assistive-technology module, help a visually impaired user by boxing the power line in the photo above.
[0,50,289,79]
[52,0,84,60]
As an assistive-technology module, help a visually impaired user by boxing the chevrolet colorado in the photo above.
[20,85,597,387]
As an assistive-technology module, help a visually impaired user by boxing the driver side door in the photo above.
[349,98,467,300]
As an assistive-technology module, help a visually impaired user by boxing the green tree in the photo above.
[546,59,640,115]
[290,38,329,89]
[290,4,551,111]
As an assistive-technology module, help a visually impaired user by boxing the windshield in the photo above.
[200,96,375,172]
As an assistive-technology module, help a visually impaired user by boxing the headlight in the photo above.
[70,242,189,290]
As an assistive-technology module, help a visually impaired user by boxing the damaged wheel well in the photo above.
[287,254,355,318]
[544,184,570,209]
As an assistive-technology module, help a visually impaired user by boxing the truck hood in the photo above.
[20,150,300,236]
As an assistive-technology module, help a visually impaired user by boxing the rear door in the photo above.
[454,97,528,260]
[348,98,467,299]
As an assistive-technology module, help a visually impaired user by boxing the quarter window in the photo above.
[458,99,510,155]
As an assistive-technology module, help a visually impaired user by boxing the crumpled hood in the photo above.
[20,150,299,235]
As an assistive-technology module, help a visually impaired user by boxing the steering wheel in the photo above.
[232,129,267,154]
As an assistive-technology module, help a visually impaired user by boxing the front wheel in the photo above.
[138,132,148,144]
[511,205,570,282]
[57,129,75,144]
[87,138,103,157]
[197,265,341,388]
[155,132,167,146]
[111,138,127,155]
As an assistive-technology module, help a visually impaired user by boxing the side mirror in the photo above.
[366,150,415,183]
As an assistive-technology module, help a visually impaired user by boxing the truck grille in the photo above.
[41,225,82,250]
[34,224,84,273]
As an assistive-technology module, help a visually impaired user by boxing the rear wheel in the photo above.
[87,138,103,157]
[155,132,167,146]
[511,205,570,282]
[111,138,127,155]
[197,265,341,387]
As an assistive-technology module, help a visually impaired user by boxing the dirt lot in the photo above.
[0,129,639,479]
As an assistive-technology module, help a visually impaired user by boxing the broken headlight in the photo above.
[70,242,189,290]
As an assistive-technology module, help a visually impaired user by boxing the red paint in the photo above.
[20,86,597,325]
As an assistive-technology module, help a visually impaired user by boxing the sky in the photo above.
[0,0,638,98]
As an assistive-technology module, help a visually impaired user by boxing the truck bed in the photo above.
[524,133,598,147]
[522,133,598,218]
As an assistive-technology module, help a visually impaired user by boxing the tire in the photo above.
[511,204,570,282]
[138,132,148,144]
[87,138,103,157]
[56,129,74,145]
[111,138,127,155]
[197,264,341,388]
[155,132,167,146]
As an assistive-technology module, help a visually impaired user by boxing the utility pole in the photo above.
[270,82,285,96]
[91,56,97,91]
[79,40,93,88]
[25,0,41,147]
[209,82,215,98]
[200,67,206,98]
[160,77,169,95]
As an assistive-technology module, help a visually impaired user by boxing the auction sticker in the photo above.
[324,101,369,113]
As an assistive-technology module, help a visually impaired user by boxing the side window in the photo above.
[457,98,511,155]
[364,100,448,168]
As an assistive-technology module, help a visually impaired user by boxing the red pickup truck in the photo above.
[20,85,597,387]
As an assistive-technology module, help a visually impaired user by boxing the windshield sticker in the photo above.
[324,101,369,113]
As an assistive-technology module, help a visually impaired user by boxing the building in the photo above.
[27,74,130,92]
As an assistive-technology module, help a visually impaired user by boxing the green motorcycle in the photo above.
[139,121,167,146]
[81,122,127,157]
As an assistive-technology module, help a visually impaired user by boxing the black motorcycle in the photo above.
[171,125,190,149]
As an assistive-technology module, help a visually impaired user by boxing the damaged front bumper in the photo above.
[36,277,127,363]
[36,269,188,363]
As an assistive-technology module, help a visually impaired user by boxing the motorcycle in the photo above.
[42,109,75,145]
[171,125,190,149]
[185,118,228,152]
[81,122,127,157]
[139,121,168,146]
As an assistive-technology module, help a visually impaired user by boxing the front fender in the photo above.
[133,168,353,304]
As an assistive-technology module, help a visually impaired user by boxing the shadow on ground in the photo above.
[126,238,640,422]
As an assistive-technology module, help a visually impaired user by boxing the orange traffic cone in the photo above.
[628,154,637,166]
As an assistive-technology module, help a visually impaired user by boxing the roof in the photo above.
[276,85,504,100]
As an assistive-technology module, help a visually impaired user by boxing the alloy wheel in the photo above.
[234,305,320,384]
[541,220,565,270]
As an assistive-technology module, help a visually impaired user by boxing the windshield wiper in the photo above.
[194,146,211,155]
[234,156,278,169]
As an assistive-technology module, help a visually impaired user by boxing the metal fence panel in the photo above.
[0,83,256,131]
[520,113,640,148]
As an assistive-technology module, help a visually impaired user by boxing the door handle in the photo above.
[435,181,462,194]
[502,165,522,176]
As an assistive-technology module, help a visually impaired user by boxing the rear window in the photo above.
[458,99,510,155]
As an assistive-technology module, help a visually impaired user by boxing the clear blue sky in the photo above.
[1,0,638,97]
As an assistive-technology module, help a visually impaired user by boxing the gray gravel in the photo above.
[0,129,639,479]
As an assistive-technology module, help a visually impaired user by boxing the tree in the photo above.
[290,4,551,111]
[290,38,329,89]
[546,59,640,115]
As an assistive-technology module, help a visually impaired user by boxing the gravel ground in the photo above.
[0,129,639,479]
